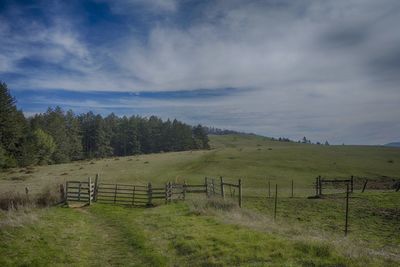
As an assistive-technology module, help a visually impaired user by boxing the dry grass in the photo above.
[0,206,39,228]
[0,185,63,211]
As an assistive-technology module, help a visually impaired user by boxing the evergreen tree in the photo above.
[0,81,27,167]
[193,124,209,149]
[65,110,83,160]
[33,128,56,165]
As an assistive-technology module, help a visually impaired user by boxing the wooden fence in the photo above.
[65,175,243,207]
[66,178,95,204]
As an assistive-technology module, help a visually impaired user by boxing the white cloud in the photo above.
[2,0,400,144]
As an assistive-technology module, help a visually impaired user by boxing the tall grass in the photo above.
[0,185,63,211]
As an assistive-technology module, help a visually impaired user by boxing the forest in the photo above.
[0,82,209,169]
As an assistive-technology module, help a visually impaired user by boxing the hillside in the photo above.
[1,134,399,266]
[385,142,400,148]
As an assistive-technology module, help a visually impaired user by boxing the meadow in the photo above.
[1,134,399,266]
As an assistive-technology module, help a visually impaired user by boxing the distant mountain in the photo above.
[204,126,256,136]
[384,142,400,148]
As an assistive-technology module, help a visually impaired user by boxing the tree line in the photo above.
[0,82,209,169]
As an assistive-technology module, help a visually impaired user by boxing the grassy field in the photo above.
[1,134,399,266]
[1,134,399,196]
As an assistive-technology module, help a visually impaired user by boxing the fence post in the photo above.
[114,184,117,204]
[94,173,99,202]
[274,184,278,221]
[205,177,209,198]
[350,175,354,193]
[345,183,350,236]
[25,187,29,200]
[66,181,69,204]
[238,179,242,208]
[211,178,215,195]
[88,177,92,205]
[148,182,153,206]
[165,183,168,204]
[220,176,225,198]
[315,177,319,196]
[59,184,64,202]
[132,186,136,206]
[78,182,81,201]
[318,176,322,195]
[183,180,187,200]
[362,179,368,193]
[168,182,172,202]
[291,179,294,198]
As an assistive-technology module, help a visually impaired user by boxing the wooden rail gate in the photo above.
[66,178,95,204]
[96,183,165,206]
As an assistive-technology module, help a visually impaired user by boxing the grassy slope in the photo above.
[1,134,399,196]
[1,134,399,266]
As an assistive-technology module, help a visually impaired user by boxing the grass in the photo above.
[0,134,399,266]
[244,192,400,254]
[1,202,387,266]
[1,201,398,266]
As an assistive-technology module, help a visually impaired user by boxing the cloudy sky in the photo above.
[1,0,400,145]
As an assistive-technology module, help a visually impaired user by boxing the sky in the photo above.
[1,0,400,145]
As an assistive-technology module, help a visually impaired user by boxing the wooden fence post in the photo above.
[66,181,69,203]
[147,182,153,206]
[94,173,99,202]
[59,184,64,202]
[318,176,322,195]
[88,177,92,205]
[220,176,225,198]
[362,179,368,193]
[211,178,215,195]
[132,186,136,206]
[78,182,81,201]
[345,183,350,236]
[291,179,294,198]
[274,184,278,221]
[315,177,319,196]
[114,184,117,204]
[205,177,209,198]
[183,180,187,200]
[350,175,354,193]
[167,182,171,202]
[165,183,168,204]
[238,179,242,208]
[25,187,29,200]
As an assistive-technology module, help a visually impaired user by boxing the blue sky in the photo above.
[1,0,400,145]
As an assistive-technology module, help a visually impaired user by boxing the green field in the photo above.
[1,134,399,266]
